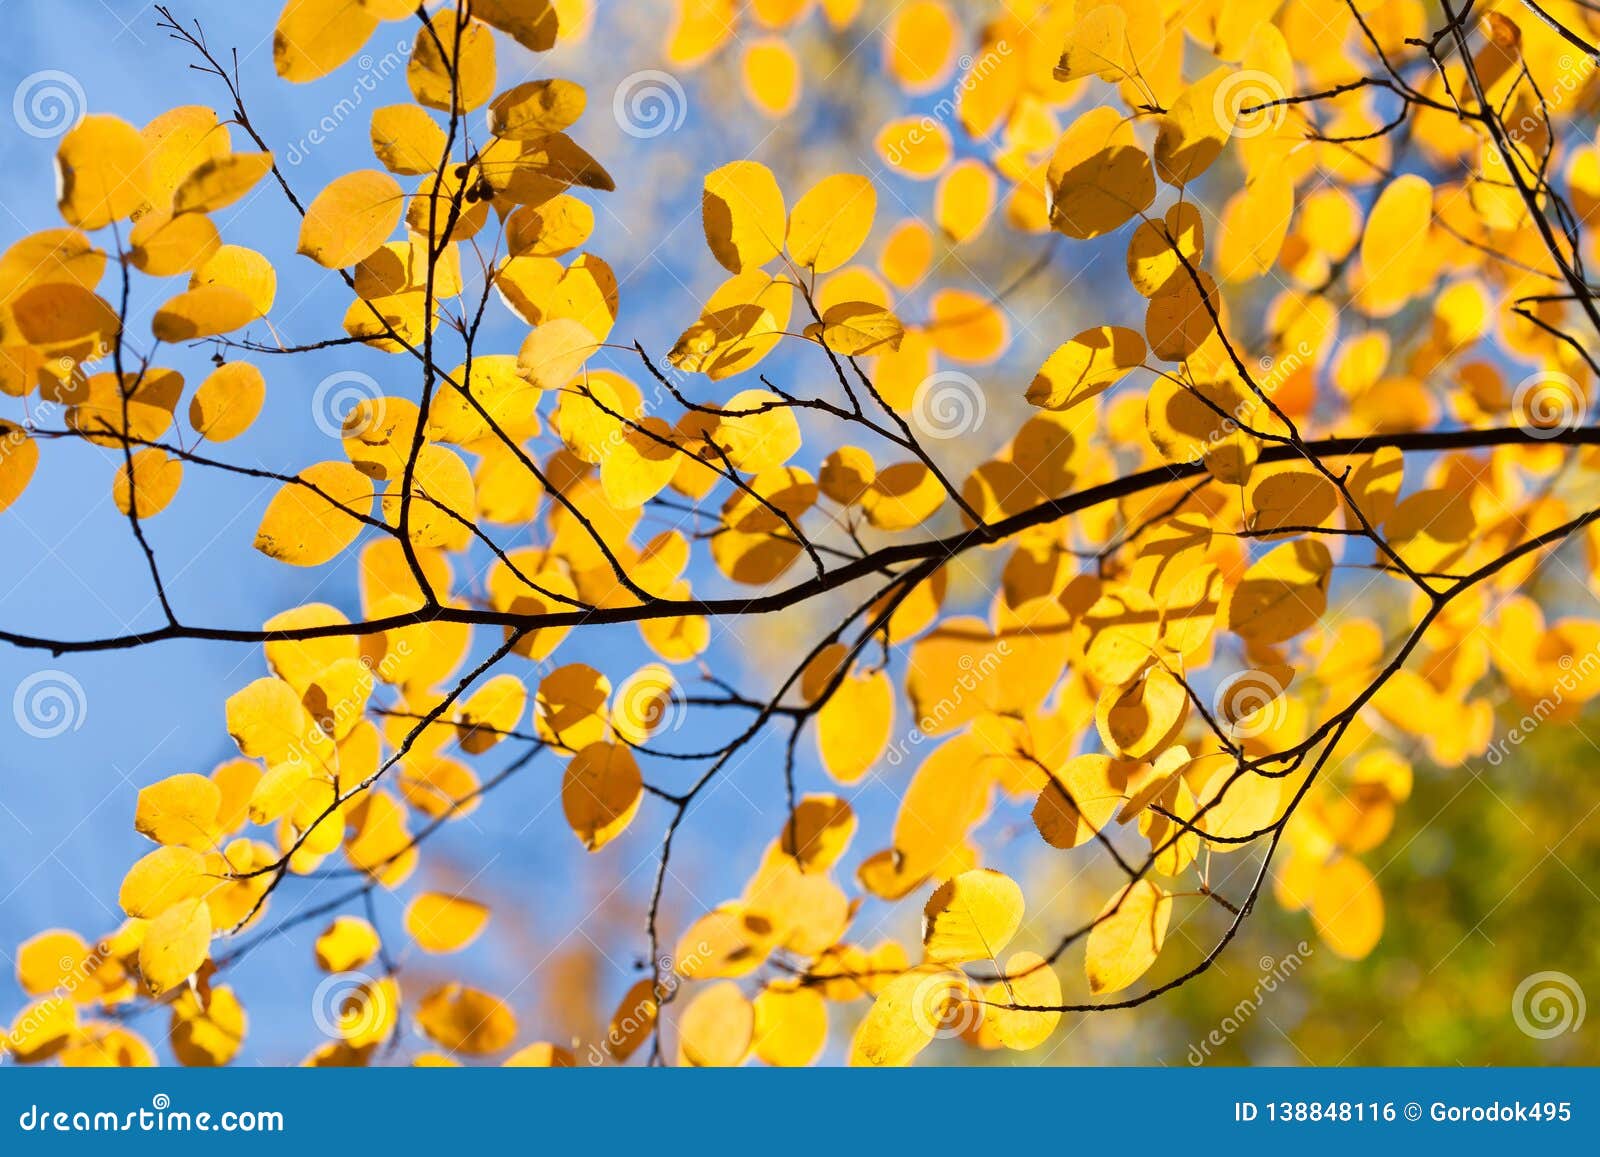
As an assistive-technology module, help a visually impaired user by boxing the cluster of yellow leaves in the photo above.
[14,0,1600,1071]
[0,100,284,516]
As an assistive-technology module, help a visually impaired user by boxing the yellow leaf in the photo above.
[505,195,595,258]
[876,118,952,178]
[16,930,90,997]
[487,79,587,140]
[934,160,996,244]
[140,105,229,215]
[885,0,957,92]
[1217,167,1295,282]
[128,211,221,276]
[112,449,183,518]
[455,673,527,755]
[408,16,496,113]
[703,161,786,273]
[1225,539,1333,643]
[1085,880,1170,994]
[1311,856,1384,959]
[1027,325,1145,410]
[1127,202,1204,297]
[119,846,209,918]
[55,114,147,230]
[779,794,857,870]
[1153,67,1232,186]
[562,741,643,851]
[370,104,446,175]
[1033,754,1123,849]
[503,1042,576,1067]
[922,868,1024,964]
[1048,106,1155,239]
[170,984,246,1066]
[678,980,754,1067]
[189,362,265,442]
[172,152,274,214]
[743,39,802,118]
[815,669,892,782]
[416,983,517,1055]
[1144,271,1219,361]
[517,317,597,389]
[803,301,904,355]
[753,983,827,1066]
[1095,664,1188,760]
[674,903,777,980]
[880,218,933,289]
[604,979,658,1061]
[253,461,372,567]
[379,443,475,550]
[849,969,963,1066]
[987,951,1062,1050]
[273,0,379,83]
[404,892,490,953]
[138,898,211,995]
[135,773,221,849]
[298,170,402,269]
[787,173,875,273]
[152,285,258,342]
[0,422,39,514]
[313,916,380,972]
[928,289,1008,363]
[191,244,276,316]
[472,0,560,51]
[1195,759,1284,846]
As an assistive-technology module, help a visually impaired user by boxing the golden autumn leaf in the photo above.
[298,170,403,269]
[922,868,1024,964]
[702,161,786,274]
[1085,880,1171,995]
[562,741,643,851]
